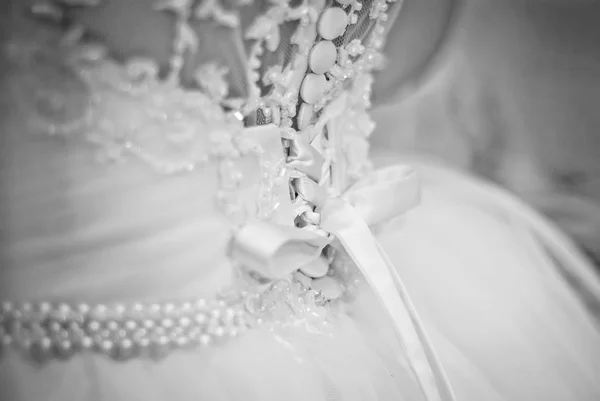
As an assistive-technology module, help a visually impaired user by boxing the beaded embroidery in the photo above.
[1,0,404,361]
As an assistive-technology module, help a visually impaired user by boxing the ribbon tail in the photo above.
[375,241,456,401]
[321,199,456,401]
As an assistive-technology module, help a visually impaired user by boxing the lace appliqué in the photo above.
[3,33,286,226]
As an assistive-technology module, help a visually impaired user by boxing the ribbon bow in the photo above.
[231,165,455,401]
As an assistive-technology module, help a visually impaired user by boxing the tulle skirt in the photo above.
[376,156,600,401]
[3,158,600,401]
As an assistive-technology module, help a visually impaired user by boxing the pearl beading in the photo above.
[0,278,331,362]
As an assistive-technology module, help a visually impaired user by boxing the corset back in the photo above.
[0,4,465,401]
[1,0,401,301]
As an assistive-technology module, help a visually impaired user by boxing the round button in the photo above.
[309,40,337,74]
[297,102,314,129]
[318,7,348,40]
[300,73,326,104]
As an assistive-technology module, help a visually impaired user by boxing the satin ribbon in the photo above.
[230,165,456,401]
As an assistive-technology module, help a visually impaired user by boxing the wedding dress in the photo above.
[0,1,599,401]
